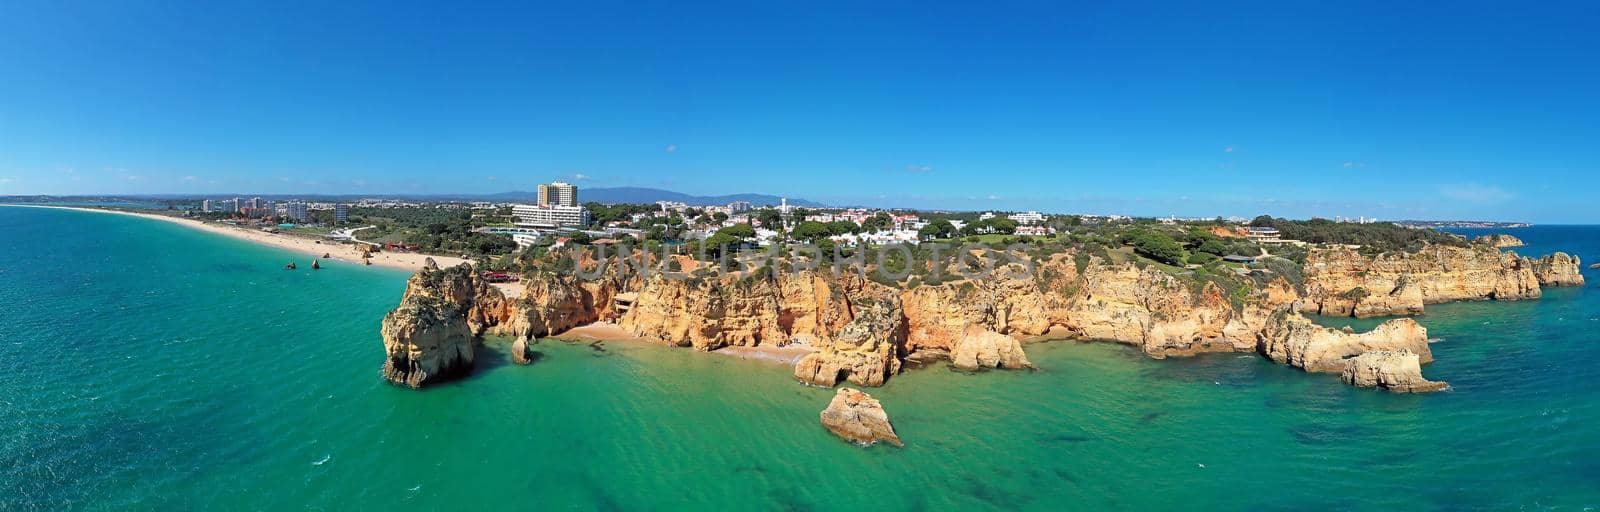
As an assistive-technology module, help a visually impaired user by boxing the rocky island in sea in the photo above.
[380,223,1584,416]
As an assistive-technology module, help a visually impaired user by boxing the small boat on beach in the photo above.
[285,262,297,270]
[312,259,321,270]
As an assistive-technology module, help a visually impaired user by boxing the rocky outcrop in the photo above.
[384,238,1581,392]
[1474,234,1525,248]
[951,328,1033,370]
[380,263,486,388]
[1340,350,1448,393]
[793,296,904,387]
[1532,252,1585,287]
[1299,245,1542,317]
[819,388,902,447]
[380,262,596,387]
[1258,313,1431,373]
[511,338,536,365]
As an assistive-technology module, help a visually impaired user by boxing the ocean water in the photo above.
[2,207,1597,510]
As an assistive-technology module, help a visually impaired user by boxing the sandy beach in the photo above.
[554,322,814,365]
[4,205,471,272]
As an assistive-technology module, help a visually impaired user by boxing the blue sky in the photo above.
[1,1,1597,222]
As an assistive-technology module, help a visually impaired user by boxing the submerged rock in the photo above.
[951,328,1033,370]
[819,388,903,447]
[1340,350,1448,393]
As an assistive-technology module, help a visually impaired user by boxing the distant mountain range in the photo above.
[480,187,825,207]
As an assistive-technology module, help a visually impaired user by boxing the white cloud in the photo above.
[986,194,1000,200]
[487,176,498,181]
[1342,161,1366,169]
[0,177,13,185]
[1224,146,1235,153]
[181,175,198,182]
[1439,182,1514,204]
[905,164,933,174]
[571,173,590,181]
[665,144,677,153]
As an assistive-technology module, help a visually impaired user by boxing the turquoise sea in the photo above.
[2,206,1597,510]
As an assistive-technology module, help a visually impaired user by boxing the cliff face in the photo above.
[619,270,865,351]
[1299,245,1542,317]
[380,262,485,388]
[1340,350,1448,393]
[1474,234,1525,248]
[383,238,1583,391]
[1532,252,1585,287]
[793,294,904,387]
[1258,313,1431,372]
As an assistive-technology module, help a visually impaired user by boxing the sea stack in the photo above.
[511,337,536,365]
[1340,350,1449,393]
[379,262,483,388]
[819,388,903,447]
[1532,252,1585,287]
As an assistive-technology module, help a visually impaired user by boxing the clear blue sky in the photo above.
[2,1,1597,222]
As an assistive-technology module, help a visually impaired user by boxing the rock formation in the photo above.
[511,337,536,365]
[951,328,1033,370]
[819,388,902,447]
[381,238,1581,392]
[1259,313,1431,373]
[1474,234,1525,248]
[1532,252,1585,287]
[1299,245,1542,317]
[794,295,905,387]
[380,264,483,388]
[1340,350,1448,393]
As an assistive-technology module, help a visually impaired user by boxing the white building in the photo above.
[285,201,310,222]
[513,204,590,227]
[1008,211,1047,224]
[727,201,752,213]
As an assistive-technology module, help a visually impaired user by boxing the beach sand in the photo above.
[555,322,813,365]
[6,205,470,272]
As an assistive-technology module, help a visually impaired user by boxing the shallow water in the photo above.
[2,208,1596,510]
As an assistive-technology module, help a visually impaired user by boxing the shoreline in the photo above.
[1,204,471,272]
[551,322,815,366]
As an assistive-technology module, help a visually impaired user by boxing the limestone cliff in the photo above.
[382,238,1579,393]
[951,328,1033,370]
[1299,245,1542,317]
[793,294,904,387]
[1474,234,1525,248]
[1532,252,1585,287]
[1258,313,1431,373]
[380,262,484,388]
[1340,350,1448,393]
